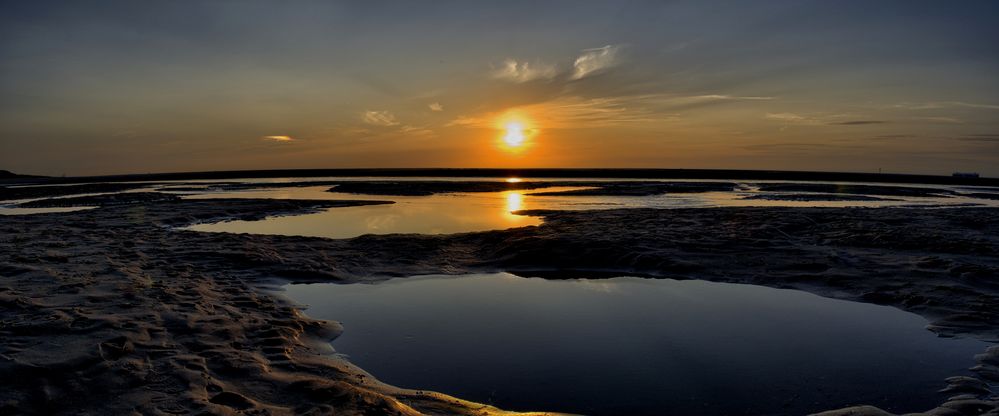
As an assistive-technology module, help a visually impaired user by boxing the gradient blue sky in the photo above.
[2,0,998,176]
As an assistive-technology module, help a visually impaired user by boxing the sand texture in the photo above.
[1,198,998,415]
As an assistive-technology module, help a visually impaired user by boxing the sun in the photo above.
[495,111,535,152]
[503,122,526,147]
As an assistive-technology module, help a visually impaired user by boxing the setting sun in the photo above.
[495,111,535,153]
[503,122,526,147]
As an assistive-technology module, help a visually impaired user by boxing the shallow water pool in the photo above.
[285,273,989,415]
[176,179,997,238]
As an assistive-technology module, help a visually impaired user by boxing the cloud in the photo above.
[428,102,444,112]
[400,125,435,137]
[571,45,621,80]
[447,95,672,130]
[686,94,774,101]
[765,113,889,127]
[491,59,557,83]
[489,44,624,83]
[894,101,999,111]
[829,120,888,125]
[743,142,838,151]
[765,113,809,123]
[446,91,776,131]
[445,116,479,127]
[914,116,963,124]
[657,95,774,111]
[958,134,999,142]
[362,110,399,126]
[262,135,294,142]
[529,96,670,127]
[764,112,824,130]
[871,134,915,139]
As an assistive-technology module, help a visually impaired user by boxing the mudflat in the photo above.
[1,197,998,415]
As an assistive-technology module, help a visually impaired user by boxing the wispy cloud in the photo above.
[958,134,999,142]
[428,102,444,112]
[829,120,888,125]
[654,95,775,110]
[914,116,963,124]
[871,134,915,140]
[528,96,668,127]
[445,116,479,127]
[400,125,435,137]
[571,45,621,80]
[491,59,557,83]
[893,101,999,111]
[743,142,838,151]
[765,112,815,124]
[686,94,773,101]
[765,113,891,127]
[447,95,673,130]
[262,135,294,142]
[362,110,399,126]
[447,92,774,131]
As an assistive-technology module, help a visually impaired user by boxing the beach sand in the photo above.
[1,197,997,415]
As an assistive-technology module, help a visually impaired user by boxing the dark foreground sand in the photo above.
[1,198,998,415]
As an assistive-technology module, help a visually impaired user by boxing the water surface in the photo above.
[184,189,555,237]
[285,274,988,416]
[0,206,95,215]
[177,178,997,238]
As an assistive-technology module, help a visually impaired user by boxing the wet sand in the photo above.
[740,193,898,202]
[1,197,998,415]
[17,192,181,208]
[754,183,956,198]
[0,182,154,200]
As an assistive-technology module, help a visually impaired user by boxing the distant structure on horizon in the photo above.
[952,172,980,178]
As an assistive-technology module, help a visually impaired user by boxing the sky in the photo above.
[1,0,998,177]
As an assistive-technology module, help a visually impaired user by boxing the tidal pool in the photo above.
[176,179,997,239]
[285,274,989,416]
[183,189,549,237]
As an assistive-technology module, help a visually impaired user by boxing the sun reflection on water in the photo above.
[504,191,524,220]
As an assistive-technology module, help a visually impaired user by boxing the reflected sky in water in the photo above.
[182,187,582,237]
[179,178,998,238]
[285,274,989,416]
[0,206,95,216]
[5,177,996,221]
